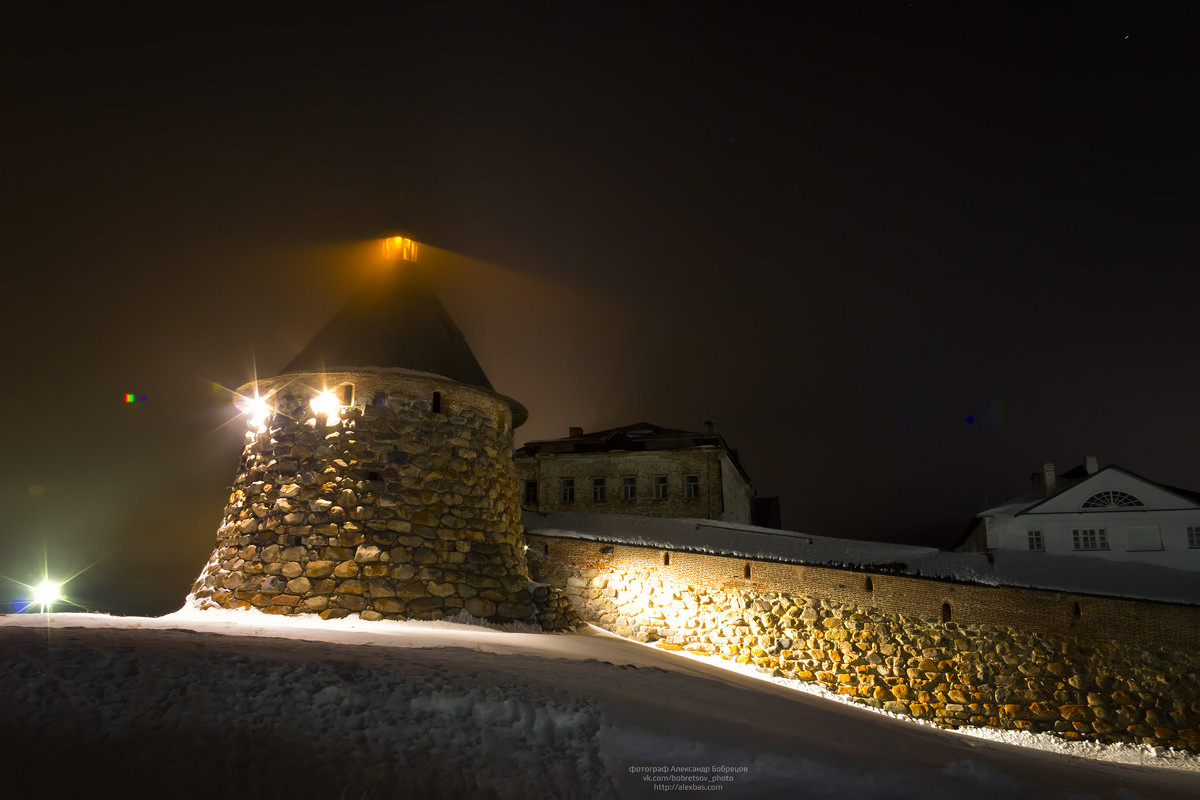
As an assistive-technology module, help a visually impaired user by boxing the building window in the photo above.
[1027,530,1044,552]
[1080,490,1143,509]
[431,391,442,413]
[592,477,606,502]
[1072,528,1108,551]
[524,480,538,506]
[622,476,636,501]
[941,603,952,622]
[1188,526,1200,548]
[684,474,699,499]
[340,384,354,406]
[560,478,575,503]
[653,475,668,500]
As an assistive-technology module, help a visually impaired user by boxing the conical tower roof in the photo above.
[279,261,495,391]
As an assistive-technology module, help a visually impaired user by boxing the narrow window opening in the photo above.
[744,563,752,579]
[663,552,670,566]
[542,543,549,556]
[431,391,442,413]
[372,390,388,408]
[366,471,381,481]
[621,476,636,501]
[340,384,354,406]
[941,603,952,622]
[653,474,668,500]
[1071,602,1082,620]
[864,576,874,592]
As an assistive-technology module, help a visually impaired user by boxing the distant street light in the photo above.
[31,578,61,612]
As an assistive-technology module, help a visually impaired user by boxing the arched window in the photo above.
[864,576,874,592]
[1080,490,1143,509]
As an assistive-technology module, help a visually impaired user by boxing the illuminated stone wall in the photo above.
[189,369,580,631]
[527,534,1200,752]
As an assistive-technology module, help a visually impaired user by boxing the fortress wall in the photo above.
[528,533,1200,751]
[189,372,578,630]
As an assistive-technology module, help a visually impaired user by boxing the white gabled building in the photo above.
[958,457,1200,571]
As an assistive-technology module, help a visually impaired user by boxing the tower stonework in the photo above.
[188,250,579,630]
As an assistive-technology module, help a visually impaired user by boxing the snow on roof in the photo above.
[523,511,1200,606]
[524,510,938,568]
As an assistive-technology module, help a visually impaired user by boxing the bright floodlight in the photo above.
[383,236,418,262]
[246,395,271,429]
[310,390,340,423]
[32,579,61,611]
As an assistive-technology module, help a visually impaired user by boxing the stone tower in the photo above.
[189,240,578,629]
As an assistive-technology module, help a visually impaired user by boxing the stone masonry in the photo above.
[190,369,580,631]
[529,535,1200,752]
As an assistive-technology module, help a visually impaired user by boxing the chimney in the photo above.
[1085,454,1098,475]
[704,420,716,435]
[1042,463,1056,496]
[568,426,583,438]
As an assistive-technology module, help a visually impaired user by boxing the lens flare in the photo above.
[233,388,274,431]
[310,390,340,423]
[32,579,61,611]
[247,396,272,429]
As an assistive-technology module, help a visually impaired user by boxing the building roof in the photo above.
[279,262,495,389]
[518,421,715,454]
[277,259,528,427]
[976,463,1200,518]
[516,421,752,483]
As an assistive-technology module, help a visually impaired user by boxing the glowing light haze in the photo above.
[2,4,1198,614]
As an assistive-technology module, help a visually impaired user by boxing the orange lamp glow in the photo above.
[384,236,418,262]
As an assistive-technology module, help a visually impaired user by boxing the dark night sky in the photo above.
[2,2,1198,614]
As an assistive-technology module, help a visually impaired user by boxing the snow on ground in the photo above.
[2,609,1197,799]
[524,510,1200,605]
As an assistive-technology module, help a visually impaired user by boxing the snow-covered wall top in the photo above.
[522,511,1200,606]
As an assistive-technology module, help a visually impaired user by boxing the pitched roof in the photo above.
[977,463,1200,518]
[516,421,753,483]
[279,262,495,390]
[519,422,718,453]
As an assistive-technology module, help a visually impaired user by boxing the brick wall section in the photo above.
[527,534,1200,650]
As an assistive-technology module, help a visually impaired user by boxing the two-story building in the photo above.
[514,422,762,525]
[958,457,1200,570]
